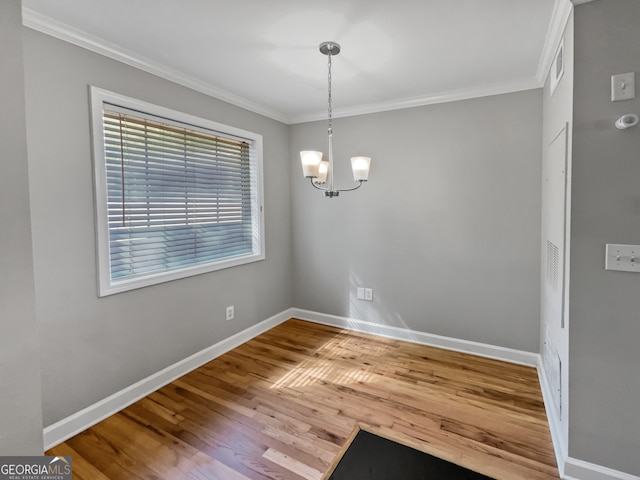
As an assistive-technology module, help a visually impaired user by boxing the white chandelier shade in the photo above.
[300,150,322,178]
[316,160,329,184]
[351,156,371,182]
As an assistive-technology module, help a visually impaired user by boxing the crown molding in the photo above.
[21,7,290,124]
[536,0,573,85]
[289,77,541,124]
[23,6,565,126]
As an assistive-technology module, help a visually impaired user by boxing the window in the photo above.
[90,87,264,296]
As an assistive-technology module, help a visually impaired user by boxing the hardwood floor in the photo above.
[47,319,560,480]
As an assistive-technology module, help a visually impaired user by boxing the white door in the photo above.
[541,123,568,418]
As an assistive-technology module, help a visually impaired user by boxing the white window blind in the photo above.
[91,88,264,296]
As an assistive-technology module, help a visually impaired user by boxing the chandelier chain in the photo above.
[327,49,332,135]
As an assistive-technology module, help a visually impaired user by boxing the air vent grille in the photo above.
[546,240,560,293]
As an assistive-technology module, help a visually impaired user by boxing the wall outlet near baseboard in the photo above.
[356,287,374,301]
[226,305,234,321]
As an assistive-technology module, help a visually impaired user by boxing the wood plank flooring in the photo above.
[47,319,560,479]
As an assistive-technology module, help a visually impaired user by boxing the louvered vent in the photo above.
[546,240,560,293]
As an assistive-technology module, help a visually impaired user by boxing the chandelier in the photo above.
[300,42,371,198]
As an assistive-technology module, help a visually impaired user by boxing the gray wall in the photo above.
[291,91,542,352]
[22,29,292,427]
[0,0,44,454]
[570,1,640,475]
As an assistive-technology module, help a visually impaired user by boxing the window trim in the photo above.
[90,86,265,297]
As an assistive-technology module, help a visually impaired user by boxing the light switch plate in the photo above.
[611,72,635,101]
[605,244,640,272]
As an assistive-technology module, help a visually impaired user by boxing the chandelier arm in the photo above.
[314,180,365,195]
[309,177,329,191]
[333,180,364,193]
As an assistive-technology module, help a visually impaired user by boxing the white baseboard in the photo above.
[294,309,640,480]
[564,458,640,480]
[537,358,568,477]
[536,360,639,480]
[291,308,540,367]
[43,308,293,450]
[42,307,539,450]
[43,307,639,480]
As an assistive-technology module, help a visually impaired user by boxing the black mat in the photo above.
[325,428,495,480]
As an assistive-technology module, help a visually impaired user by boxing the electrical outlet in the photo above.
[225,305,234,321]
[357,287,373,301]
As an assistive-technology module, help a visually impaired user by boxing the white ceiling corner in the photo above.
[21,7,290,123]
[22,0,561,124]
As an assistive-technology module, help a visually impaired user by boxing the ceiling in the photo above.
[22,0,564,124]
